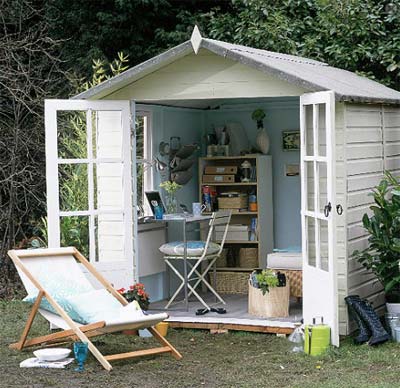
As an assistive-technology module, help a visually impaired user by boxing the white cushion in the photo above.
[267,252,302,270]
[159,241,220,257]
[65,289,126,324]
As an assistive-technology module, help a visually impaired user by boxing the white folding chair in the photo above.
[161,210,232,310]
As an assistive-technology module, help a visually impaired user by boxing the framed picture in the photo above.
[145,191,166,216]
[282,130,300,151]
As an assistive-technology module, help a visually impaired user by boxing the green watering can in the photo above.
[304,316,330,356]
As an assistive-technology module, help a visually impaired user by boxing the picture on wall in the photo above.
[282,130,300,151]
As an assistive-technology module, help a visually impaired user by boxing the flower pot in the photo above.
[155,322,169,337]
[248,283,290,318]
[122,329,138,336]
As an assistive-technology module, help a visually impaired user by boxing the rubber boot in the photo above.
[351,298,390,346]
[345,295,370,344]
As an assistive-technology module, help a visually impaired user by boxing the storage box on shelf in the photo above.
[199,155,274,294]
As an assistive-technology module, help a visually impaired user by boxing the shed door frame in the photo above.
[300,90,339,346]
[45,99,136,287]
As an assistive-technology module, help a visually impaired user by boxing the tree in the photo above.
[0,0,65,297]
[196,0,400,90]
[44,0,230,78]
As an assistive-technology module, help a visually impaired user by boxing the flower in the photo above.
[160,180,182,194]
[118,283,150,310]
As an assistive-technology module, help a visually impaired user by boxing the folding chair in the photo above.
[161,210,232,310]
[7,247,182,371]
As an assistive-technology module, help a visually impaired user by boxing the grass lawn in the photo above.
[1,301,400,388]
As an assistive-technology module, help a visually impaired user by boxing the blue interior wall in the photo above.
[138,98,301,302]
[138,105,203,301]
[203,98,301,249]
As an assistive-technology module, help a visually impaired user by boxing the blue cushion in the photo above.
[65,289,125,324]
[23,277,93,324]
[159,241,221,257]
[24,293,87,324]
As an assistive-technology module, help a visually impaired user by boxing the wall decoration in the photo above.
[282,130,300,151]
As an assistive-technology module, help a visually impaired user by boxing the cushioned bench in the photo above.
[267,252,302,299]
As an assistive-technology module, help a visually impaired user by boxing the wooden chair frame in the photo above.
[7,247,182,371]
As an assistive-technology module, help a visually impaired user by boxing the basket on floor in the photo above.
[248,282,290,318]
[210,271,249,294]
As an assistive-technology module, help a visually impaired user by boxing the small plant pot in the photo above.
[155,322,169,337]
[122,329,138,336]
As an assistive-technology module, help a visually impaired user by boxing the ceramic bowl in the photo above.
[33,348,71,362]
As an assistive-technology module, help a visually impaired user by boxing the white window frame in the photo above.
[45,99,133,266]
[136,110,154,216]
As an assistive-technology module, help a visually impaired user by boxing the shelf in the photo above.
[201,155,258,160]
[216,267,259,272]
[219,240,259,244]
[201,182,257,186]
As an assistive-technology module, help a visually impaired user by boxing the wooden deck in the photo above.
[150,293,302,334]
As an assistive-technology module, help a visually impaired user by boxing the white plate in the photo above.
[33,348,71,362]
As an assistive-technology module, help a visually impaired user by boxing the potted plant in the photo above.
[117,283,150,311]
[160,180,182,213]
[248,269,289,318]
[353,171,400,312]
[255,269,280,295]
[251,108,269,154]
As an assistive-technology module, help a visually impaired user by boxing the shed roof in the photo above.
[75,27,400,104]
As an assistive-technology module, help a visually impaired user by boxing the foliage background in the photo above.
[1,0,400,297]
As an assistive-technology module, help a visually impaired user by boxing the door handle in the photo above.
[336,204,343,215]
[324,202,332,217]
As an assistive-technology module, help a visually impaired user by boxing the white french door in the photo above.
[45,99,136,288]
[300,91,339,346]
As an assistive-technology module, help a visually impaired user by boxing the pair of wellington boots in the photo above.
[345,295,390,346]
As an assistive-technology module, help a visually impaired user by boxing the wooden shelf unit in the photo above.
[199,154,274,270]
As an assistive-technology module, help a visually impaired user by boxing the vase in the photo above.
[166,193,178,214]
[256,127,270,154]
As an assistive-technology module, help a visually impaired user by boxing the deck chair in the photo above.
[7,247,182,371]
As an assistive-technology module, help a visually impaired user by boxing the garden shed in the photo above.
[44,27,400,346]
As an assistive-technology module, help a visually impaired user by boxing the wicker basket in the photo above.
[215,249,228,268]
[248,283,290,318]
[239,248,258,268]
[210,271,249,294]
[274,269,302,298]
[218,195,248,209]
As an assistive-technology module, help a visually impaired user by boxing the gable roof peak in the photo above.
[191,25,202,54]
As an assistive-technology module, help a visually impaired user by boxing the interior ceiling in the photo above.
[137,96,299,110]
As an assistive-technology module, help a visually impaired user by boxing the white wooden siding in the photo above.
[344,103,400,333]
[96,111,126,262]
[106,49,306,101]
[334,103,349,335]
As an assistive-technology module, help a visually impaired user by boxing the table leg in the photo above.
[183,220,189,312]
